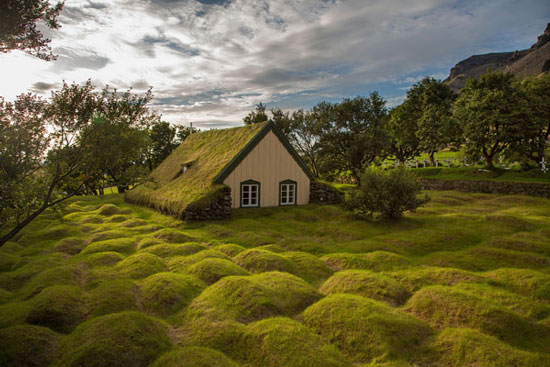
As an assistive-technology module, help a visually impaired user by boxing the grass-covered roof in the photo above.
[125,123,265,217]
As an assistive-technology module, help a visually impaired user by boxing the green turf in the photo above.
[1,191,550,366]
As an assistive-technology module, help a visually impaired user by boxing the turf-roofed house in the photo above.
[125,121,316,220]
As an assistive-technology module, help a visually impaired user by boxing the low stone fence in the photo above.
[184,186,232,221]
[310,181,345,204]
[421,179,550,198]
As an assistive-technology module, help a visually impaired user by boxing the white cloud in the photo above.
[0,0,548,128]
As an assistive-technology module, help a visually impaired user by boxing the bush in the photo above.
[344,167,429,219]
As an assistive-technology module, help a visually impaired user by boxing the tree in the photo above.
[454,72,534,169]
[0,0,64,60]
[343,167,429,219]
[0,81,159,246]
[387,104,421,162]
[511,74,550,167]
[175,125,198,144]
[318,94,389,183]
[148,121,177,170]
[243,102,269,124]
[407,78,458,166]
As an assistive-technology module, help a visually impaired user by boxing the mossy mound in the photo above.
[256,244,286,253]
[140,272,205,317]
[80,238,136,256]
[453,283,550,321]
[53,311,172,367]
[303,294,432,363]
[115,253,166,279]
[0,254,69,291]
[403,285,542,350]
[321,251,412,272]
[187,272,321,323]
[87,230,128,243]
[431,328,546,367]
[53,237,87,255]
[0,324,61,367]
[168,250,230,272]
[136,237,163,249]
[89,279,139,317]
[0,253,20,272]
[187,258,250,284]
[151,347,239,367]
[119,218,148,228]
[0,288,12,303]
[242,317,351,367]
[485,268,550,300]
[233,249,299,275]
[320,270,410,306]
[388,267,487,292]
[140,242,207,258]
[152,228,196,243]
[17,265,80,300]
[282,251,334,284]
[26,285,88,333]
[175,317,246,360]
[97,204,131,216]
[214,243,246,257]
[485,234,550,257]
[107,215,128,223]
[79,251,125,267]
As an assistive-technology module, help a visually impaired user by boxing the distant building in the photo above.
[126,121,314,220]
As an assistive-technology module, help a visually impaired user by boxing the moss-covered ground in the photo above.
[1,191,550,366]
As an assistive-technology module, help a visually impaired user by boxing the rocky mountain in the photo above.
[445,23,550,91]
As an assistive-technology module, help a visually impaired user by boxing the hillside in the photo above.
[445,23,550,91]
[1,192,550,366]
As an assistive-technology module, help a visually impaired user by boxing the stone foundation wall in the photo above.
[310,181,345,204]
[184,186,232,221]
[421,179,550,198]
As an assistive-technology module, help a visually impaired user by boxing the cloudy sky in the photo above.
[0,0,548,128]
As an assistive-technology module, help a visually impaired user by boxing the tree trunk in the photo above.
[0,204,49,247]
[484,155,494,169]
[429,152,435,166]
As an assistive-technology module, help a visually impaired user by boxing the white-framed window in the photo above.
[241,181,259,207]
[280,181,296,205]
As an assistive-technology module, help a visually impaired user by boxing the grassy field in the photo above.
[1,191,550,366]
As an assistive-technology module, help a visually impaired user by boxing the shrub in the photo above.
[151,347,239,367]
[115,253,166,279]
[0,324,61,367]
[242,317,351,367]
[140,272,205,317]
[187,258,250,284]
[53,311,172,367]
[343,167,429,219]
[320,270,410,305]
[26,285,88,333]
[303,294,432,363]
